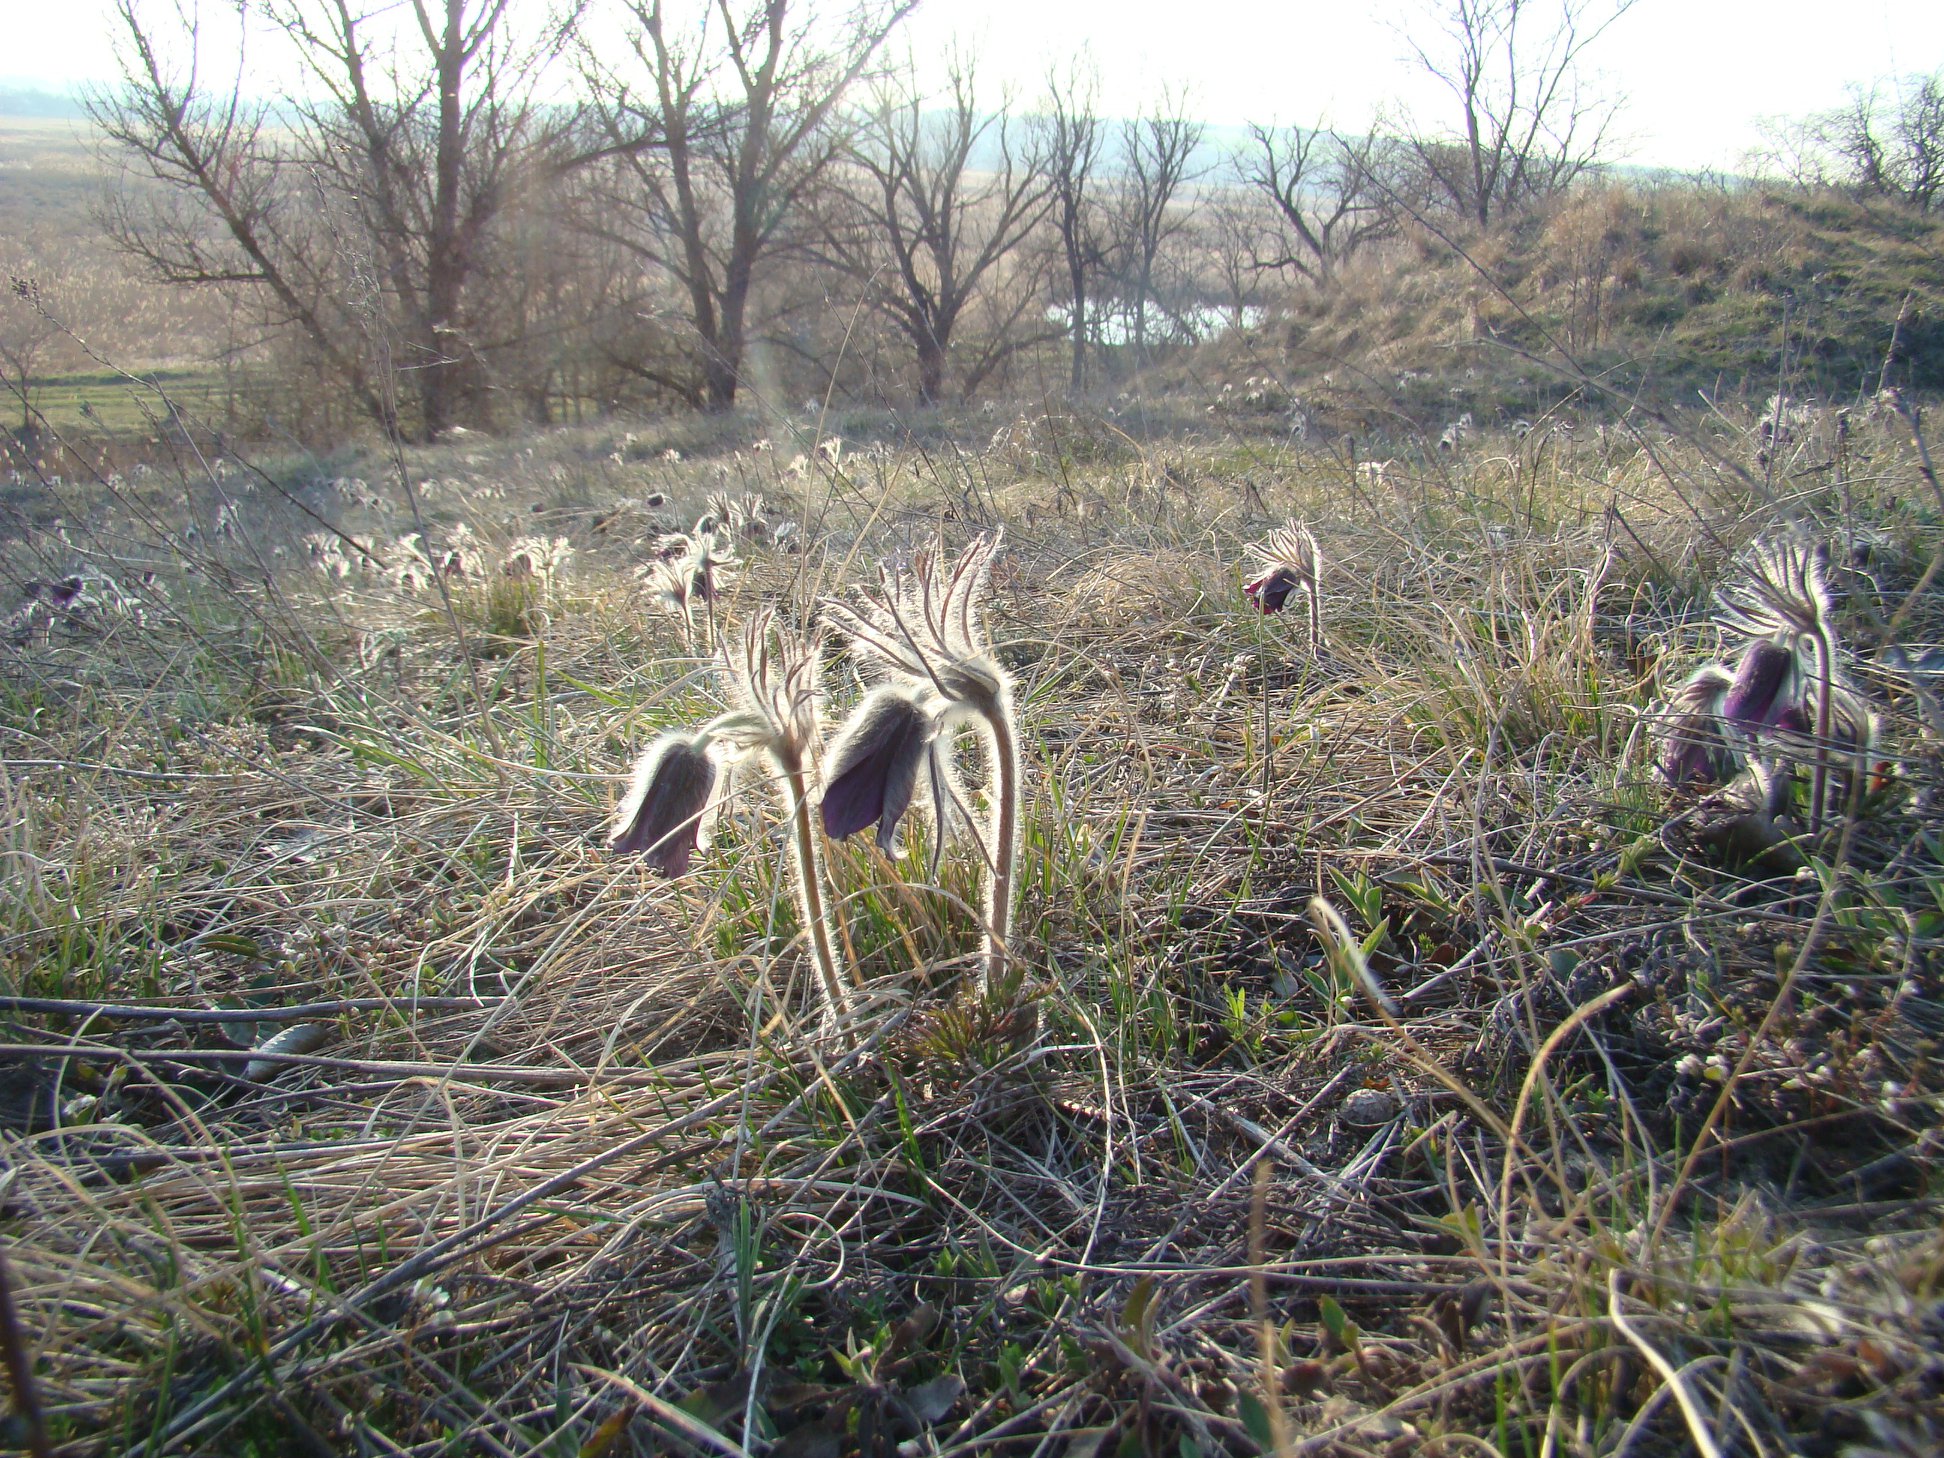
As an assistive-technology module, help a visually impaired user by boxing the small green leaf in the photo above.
[1318,1295,1349,1345]
[200,933,265,959]
[1121,1276,1157,1350]
[1236,1390,1274,1450]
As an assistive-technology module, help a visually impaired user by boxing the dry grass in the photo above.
[0,388,1940,1458]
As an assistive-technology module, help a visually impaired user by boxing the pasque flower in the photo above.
[1658,664,1736,786]
[1714,534,1854,831]
[823,531,1021,991]
[607,609,854,1034]
[640,529,738,646]
[608,732,719,875]
[1243,521,1324,648]
[713,609,855,1029]
[1657,534,1877,830]
[821,686,954,870]
[1721,638,1801,733]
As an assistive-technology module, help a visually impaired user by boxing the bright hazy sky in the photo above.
[7,0,1943,173]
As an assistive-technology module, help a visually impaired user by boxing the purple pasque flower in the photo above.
[1242,521,1323,645]
[1773,681,1877,757]
[607,731,718,875]
[1714,534,1832,645]
[822,531,1022,989]
[821,686,951,863]
[1721,637,1801,734]
[715,608,858,1028]
[1243,565,1303,614]
[1658,663,1736,786]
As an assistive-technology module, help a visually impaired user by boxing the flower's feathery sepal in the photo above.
[639,531,739,621]
[822,530,1023,989]
[714,607,822,763]
[1243,520,1324,642]
[1714,534,1833,645]
[608,732,719,875]
[822,530,1010,710]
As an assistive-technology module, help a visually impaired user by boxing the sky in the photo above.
[5,0,1943,174]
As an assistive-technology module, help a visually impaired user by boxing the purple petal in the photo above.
[1660,720,1731,785]
[1659,664,1734,785]
[1723,639,1798,731]
[1245,568,1298,614]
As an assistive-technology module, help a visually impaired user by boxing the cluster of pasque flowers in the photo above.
[607,532,1022,1029]
[638,526,738,648]
[1658,534,1876,833]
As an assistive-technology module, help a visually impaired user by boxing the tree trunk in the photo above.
[916,335,945,407]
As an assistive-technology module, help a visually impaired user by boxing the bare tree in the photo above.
[1239,124,1399,286]
[2,275,64,441]
[92,0,579,441]
[1108,97,1204,364]
[1811,73,1944,213]
[1401,0,1637,228]
[583,0,915,413]
[819,62,1054,405]
[1032,69,1105,395]
[1194,190,1262,334]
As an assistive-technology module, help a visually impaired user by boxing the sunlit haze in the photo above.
[6,0,1944,172]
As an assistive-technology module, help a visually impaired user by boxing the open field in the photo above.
[0,376,1940,1456]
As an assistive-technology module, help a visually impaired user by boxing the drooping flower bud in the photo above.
[1722,638,1801,733]
[1244,566,1302,614]
[1659,664,1736,786]
[607,733,718,876]
[821,687,943,856]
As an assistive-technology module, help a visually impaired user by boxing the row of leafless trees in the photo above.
[1762,72,1944,216]
[84,0,1641,439]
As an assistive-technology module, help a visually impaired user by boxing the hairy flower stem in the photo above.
[1261,665,1273,824]
[1809,627,1837,835]
[778,752,853,1033]
[980,700,1022,996]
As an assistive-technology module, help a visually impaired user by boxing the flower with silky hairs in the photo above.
[1714,533,1859,831]
[821,685,955,871]
[608,732,719,875]
[823,531,1022,991]
[1658,664,1737,786]
[715,609,854,1028]
[1244,521,1324,649]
